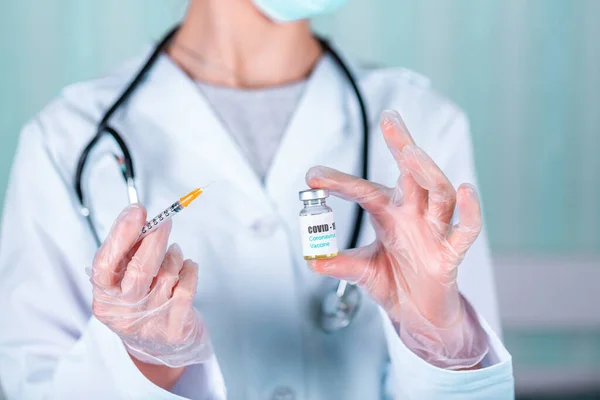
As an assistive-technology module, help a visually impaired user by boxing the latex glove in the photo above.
[89,204,212,368]
[306,109,489,369]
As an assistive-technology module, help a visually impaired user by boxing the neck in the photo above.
[168,0,322,88]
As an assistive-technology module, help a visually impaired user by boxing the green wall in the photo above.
[0,0,185,205]
[315,0,600,255]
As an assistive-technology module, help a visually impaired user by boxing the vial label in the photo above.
[299,212,338,259]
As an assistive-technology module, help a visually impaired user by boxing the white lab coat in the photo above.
[0,46,514,400]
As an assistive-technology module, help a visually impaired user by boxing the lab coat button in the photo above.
[250,217,278,237]
[271,387,295,400]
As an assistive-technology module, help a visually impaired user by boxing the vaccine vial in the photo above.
[299,189,338,260]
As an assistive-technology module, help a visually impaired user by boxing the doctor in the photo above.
[0,0,514,399]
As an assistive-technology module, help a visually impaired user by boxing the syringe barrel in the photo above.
[138,201,183,240]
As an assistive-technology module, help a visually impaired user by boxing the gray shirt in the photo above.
[197,80,307,182]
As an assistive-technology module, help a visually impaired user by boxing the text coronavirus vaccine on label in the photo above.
[299,212,338,259]
[298,188,338,260]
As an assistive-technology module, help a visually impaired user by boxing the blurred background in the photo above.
[1,0,598,398]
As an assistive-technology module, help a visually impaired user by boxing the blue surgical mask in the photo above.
[252,0,349,22]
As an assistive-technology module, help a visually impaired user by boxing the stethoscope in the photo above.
[74,26,369,333]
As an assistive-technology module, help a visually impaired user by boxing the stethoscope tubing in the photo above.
[74,25,369,332]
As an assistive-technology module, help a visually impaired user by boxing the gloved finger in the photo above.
[92,204,147,288]
[147,243,185,309]
[121,220,172,301]
[447,184,482,256]
[307,245,376,284]
[306,166,390,214]
[395,164,428,210]
[401,145,457,227]
[380,110,427,209]
[308,245,401,316]
[380,109,416,157]
[169,259,199,341]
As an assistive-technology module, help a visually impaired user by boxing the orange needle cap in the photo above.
[179,188,203,208]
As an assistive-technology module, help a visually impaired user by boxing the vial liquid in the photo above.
[299,189,338,260]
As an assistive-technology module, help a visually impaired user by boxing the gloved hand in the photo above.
[89,204,212,368]
[306,109,489,369]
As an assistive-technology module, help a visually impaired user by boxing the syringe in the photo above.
[138,188,203,241]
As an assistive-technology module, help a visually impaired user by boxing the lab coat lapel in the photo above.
[129,55,265,201]
[265,54,364,261]
[266,54,360,201]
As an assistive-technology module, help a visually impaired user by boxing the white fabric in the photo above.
[381,308,513,399]
[0,43,513,399]
[197,79,306,182]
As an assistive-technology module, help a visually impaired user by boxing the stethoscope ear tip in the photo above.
[112,154,128,177]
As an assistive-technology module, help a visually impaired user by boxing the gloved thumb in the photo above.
[307,244,377,286]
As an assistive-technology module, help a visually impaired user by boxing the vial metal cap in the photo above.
[299,188,329,201]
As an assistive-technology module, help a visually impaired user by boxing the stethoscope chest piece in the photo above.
[320,281,361,333]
